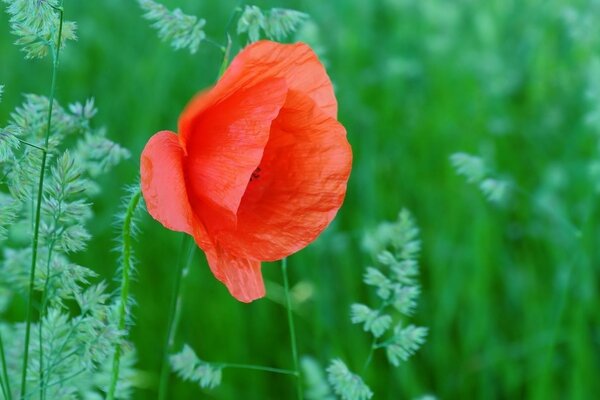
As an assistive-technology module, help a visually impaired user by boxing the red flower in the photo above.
[140,40,352,302]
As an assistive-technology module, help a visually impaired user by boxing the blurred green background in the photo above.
[2,0,600,398]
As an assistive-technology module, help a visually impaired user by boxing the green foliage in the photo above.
[0,130,19,164]
[449,153,486,184]
[0,298,135,399]
[384,324,428,367]
[2,0,76,59]
[301,357,335,400]
[170,345,223,390]
[113,185,145,295]
[236,6,264,43]
[353,210,427,364]
[450,152,510,204]
[107,185,143,400]
[138,0,206,54]
[313,209,427,398]
[326,360,372,400]
[237,5,308,42]
[9,95,92,149]
[0,194,19,242]
[0,88,131,397]
[350,304,392,338]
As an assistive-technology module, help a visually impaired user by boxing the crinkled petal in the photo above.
[184,78,288,223]
[216,91,352,260]
[205,247,265,303]
[140,131,196,235]
[179,41,337,149]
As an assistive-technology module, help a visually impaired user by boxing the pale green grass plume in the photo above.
[2,0,76,59]
[138,0,206,54]
[238,5,308,42]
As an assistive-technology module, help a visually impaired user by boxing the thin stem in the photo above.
[219,363,298,376]
[217,35,232,78]
[39,200,63,400]
[204,37,226,53]
[282,258,303,400]
[362,338,377,374]
[0,332,12,400]
[361,300,391,372]
[158,235,195,400]
[22,369,84,400]
[0,377,7,400]
[0,372,7,400]
[20,5,64,399]
[513,186,581,239]
[38,239,56,400]
[106,189,141,400]
[225,2,243,34]
[14,137,46,152]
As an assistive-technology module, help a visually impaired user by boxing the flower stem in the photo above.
[282,258,303,400]
[20,5,64,399]
[106,188,141,400]
[0,332,12,400]
[158,235,195,400]
[219,363,298,376]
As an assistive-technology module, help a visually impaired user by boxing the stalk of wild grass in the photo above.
[20,3,64,396]
[107,187,142,400]
[1,2,132,398]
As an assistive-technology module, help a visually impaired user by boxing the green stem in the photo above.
[38,239,56,400]
[225,3,243,34]
[361,300,389,373]
[39,201,63,400]
[0,332,11,400]
[282,258,303,400]
[22,369,84,400]
[158,235,195,400]
[20,5,64,399]
[362,339,377,374]
[217,35,232,78]
[220,363,298,376]
[14,137,46,152]
[106,189,141,400]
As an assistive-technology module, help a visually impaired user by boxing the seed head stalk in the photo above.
[107,189,141,400]
[219,363,297,375]
[20,3,64,398]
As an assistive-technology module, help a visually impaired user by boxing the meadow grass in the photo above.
[1,0,599,398]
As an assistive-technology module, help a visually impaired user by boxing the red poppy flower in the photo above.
[140,40,352,302]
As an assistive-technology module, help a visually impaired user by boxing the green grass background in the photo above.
[2,0,600,398]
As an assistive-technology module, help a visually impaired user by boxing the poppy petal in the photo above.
[184,78,288,224]
[179,41,336,149]
[216,90,352,261]
[220,41,337,117]
[140,131,197,236]
[205,247,265,303]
